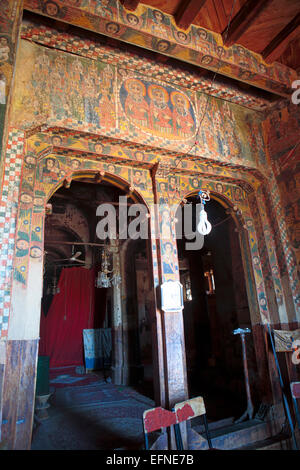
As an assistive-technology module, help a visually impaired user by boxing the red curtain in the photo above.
[39,267,99,367]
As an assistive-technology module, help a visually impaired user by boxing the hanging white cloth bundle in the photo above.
[197,204,212,235]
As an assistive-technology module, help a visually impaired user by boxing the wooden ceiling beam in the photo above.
[222,0,273,47]
[175,0,207,31]
[262,13,300,64]
[119,0,140,11]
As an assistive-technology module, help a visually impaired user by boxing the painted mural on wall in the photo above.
[119,77,196,141]
[264,103,300,278]
[0,0,23,159]
[23,0,295,96]
[11,39,266,169]
[13,135,155,285]
[20,19,274,112]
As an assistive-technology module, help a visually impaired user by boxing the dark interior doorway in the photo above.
[38,177,155,400]
[176,195,259,422]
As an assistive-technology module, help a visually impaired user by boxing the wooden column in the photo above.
[110,240,123,385]
[148,170,190,449]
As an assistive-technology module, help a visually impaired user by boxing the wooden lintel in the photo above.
[262,13,300,63]
[222,0,273,47]
[175,0,207,31]
[119,0,140,11]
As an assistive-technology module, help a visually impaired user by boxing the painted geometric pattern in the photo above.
[257,185,288,324]
[0,130,24,337]
[241,201,270,325]
[268,177,300,314]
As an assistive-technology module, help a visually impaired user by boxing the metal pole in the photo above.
[233,327,254,423]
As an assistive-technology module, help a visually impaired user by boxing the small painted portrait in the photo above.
[168,176,180,202]
[105,22,120,35]
[162,241,177,275]
[132,169,146,190]
[24,153,37,169]
[16,235,30,257]
[191,177,200,189]
[126,13,139,27]
[234,187,242,201]
[70,159,81,171]
[216,46,225,58]
[0,36,10,63]
[239,70,252,80]
[153,9,164,23]
[33,196,44,208]
[258,292,268,312]
[155,39,171,53]
[148,84,172,134]
[123,78,149,128]
[215,182,223,194]
[259,63,267,75]
[134,150,145,161]
[42,157,59,182]
[95,0,114,18]
[160,208,172,241]
[197,28,208,41]
[30,245,43,259]
[170,91,195,138]
[51,135,62,146]
[151,9,169,39]
[94,142,104,154]
[168,175,179,193]
[201,55,213,65]
[42,0,60,17]
[174,30,189,44]
[159,181,168,204]
[106,163,115,173]
[20,192,33,205]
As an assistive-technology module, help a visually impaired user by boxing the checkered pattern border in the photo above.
[269,173,300,314]
[0,130,24,337]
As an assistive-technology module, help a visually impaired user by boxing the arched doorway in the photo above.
[32,174,157,449]
[176,192,260,423]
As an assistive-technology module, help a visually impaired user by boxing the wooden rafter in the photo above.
[175,0,207,31]
[222,0,273,47]
[119,0,140,11]
[262,13,300,63]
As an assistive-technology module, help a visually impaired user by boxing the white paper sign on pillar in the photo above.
[161,280,184,312]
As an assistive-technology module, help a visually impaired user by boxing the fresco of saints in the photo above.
[171,91,195,139]
[16,233,30,258]
[132,169,146,191]
[159,181,169,204]
[97,66,115,128]
[148,85,172,135]
[94,0,114,18]
[168,175,180,203]
[160,208,172,241]
[124,78,149,128]
[162,242,177,277]
[41,157,59,183]
[150,10,169,39]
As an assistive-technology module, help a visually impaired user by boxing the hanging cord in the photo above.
[173,0,238,172]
